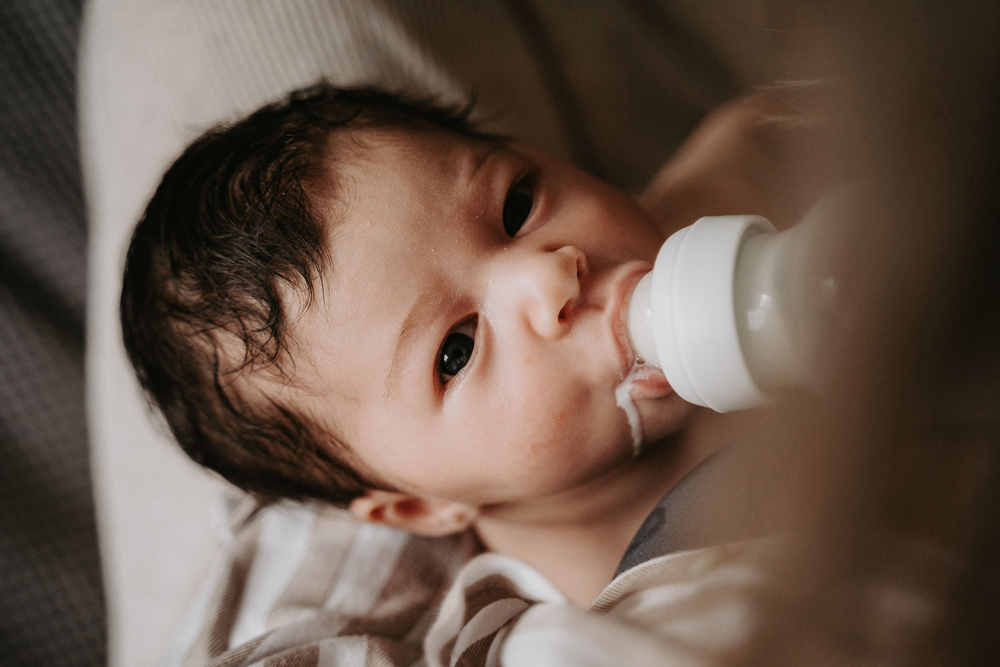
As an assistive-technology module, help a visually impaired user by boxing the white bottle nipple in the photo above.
[626,272,659,367]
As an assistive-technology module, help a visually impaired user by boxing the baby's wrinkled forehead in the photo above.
[313,126,496,261]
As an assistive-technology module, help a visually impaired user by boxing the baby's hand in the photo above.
[640,88,833,235]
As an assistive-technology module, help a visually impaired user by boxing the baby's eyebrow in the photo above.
[383,290,440,399]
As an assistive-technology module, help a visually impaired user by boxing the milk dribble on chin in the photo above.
[615,361,656,457]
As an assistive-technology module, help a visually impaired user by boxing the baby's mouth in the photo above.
[611,265,651,375]
[626,364,672,401]
[615,265,672,400]
[615,361,673,457]
[610,262,674,455]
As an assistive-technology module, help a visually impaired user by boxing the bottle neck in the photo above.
[734,203,842,395]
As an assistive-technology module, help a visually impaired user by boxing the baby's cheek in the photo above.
[492,371,622,484]
[558,390,632,463]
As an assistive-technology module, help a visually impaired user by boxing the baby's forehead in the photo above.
[316,125,498,241]
[328,124,490,167]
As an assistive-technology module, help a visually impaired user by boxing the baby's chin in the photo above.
[632,385,697,445]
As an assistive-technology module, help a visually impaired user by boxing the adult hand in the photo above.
[640,89,834,234]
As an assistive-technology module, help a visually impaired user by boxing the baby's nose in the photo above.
[504,246,587,339]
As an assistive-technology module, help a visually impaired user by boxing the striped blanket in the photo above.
[167,499,953,667]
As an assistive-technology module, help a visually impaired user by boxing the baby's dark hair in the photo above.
[121,83,498,506]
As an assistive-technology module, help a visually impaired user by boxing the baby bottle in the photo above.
[627,199,842,412]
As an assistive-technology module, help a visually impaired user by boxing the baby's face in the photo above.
[288,128,694,508]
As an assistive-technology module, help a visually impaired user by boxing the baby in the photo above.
[121,83,806,604]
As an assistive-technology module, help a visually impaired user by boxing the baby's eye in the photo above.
[503,174,535,237]
[438,317,477,384]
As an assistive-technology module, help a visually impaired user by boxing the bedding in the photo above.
[162,499,477,667]
[171,508,952,667]
[428,537,955,666]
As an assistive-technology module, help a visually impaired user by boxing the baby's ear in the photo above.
[349,490,478,537]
